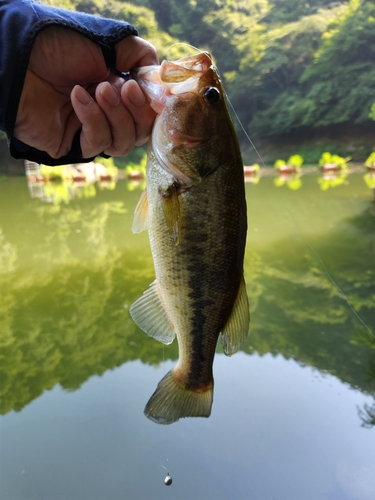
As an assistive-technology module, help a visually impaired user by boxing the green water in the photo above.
[0,172,375,499]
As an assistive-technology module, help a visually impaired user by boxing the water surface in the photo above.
[0,171,374,499]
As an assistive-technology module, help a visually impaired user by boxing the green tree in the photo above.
[73,0,178,57]
[299,0,375,127]
[264,0,342,23]
[232,6,345,134]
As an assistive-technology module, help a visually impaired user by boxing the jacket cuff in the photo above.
[9,130,97,166]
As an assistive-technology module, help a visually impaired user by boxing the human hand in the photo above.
[14,27,158,159]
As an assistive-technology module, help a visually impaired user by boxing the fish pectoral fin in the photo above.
[160,183,181,246]
[144,370,213,425]
[221,276,250,356]
[132,189,148,234]
[129,280,176,345]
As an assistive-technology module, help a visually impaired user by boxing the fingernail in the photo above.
[74,85,93,106]
[127,81,146,107]
[100,82,120,106]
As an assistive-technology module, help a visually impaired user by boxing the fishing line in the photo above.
[284,206,374,338]
[166,42,204,60]
[160,465,173,486]
[225,93,266,169]
[160,343,173,485]
[164,42,265,171]
[225,87,373,337]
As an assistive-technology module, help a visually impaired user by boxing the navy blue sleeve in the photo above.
[0,0,138,164]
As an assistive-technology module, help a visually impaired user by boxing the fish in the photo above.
[130,51,249,425]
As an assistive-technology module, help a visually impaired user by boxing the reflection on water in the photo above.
[25,165,375,207]
[318,171,348,190]
[1,172,374,420]
[0,172,375,413]
[273,172,302,190]
[0,179,161,416]
[358,401,375,428]
[364,171,375,191]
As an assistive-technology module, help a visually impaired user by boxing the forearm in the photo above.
[0,0,138,163]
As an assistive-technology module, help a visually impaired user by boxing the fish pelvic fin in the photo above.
[221,276,250,356]
[132,189,148,234]
[130,280,176,345]
[144,370,213,425]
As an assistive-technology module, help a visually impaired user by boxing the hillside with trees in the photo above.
[143,0,375,162]
[2,0,375,168]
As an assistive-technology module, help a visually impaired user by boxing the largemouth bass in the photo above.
[130,52,249,424]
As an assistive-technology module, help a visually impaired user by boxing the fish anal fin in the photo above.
[129,280,176,345]
[221,276,250,356]
[132,189,148,234]
[144,370,213,425]
[159,183,181,245]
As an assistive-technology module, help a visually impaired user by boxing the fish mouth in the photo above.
[133,53,214,109]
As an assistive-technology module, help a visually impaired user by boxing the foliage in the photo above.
[40,164,70,180]
[363,172,375,189]
[368,102,375,121]
[0,188,164,414]
[114,146,147,169]
[298,0,375,129]
[274,155,304,169]
[94,156,119,177]
[1,175,375,415]
[125,153,147,178]
[4,0,375,169]
[318,172,348,190]
[162,0,374,139]
[274,158,286,169]
[140,0,375,141]
[230,7,344,135]
[264,0,338,24]
[72,0,179,58]
[273,175,302,190]
[288,154,304,168]
[358,401,375,428]
[41,0,76,8]
[364,152,375,168]
[318,151,350,169]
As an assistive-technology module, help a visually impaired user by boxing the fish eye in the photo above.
[202,86,221,105]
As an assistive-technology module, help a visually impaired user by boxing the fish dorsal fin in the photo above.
[221,276,250,356]
[132,189,148,234]
[160,183,181,245]
[129,280,176,345]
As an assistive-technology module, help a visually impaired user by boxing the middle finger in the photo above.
[95,81,136,156]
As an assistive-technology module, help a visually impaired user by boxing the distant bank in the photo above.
[2,121,375,175]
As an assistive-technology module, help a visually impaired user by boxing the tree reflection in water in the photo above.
[0,175,374,427]
[358,401,375,428]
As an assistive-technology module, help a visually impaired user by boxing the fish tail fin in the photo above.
[144,370,213,425]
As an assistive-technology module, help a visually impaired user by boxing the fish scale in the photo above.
[130,52,249,424]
